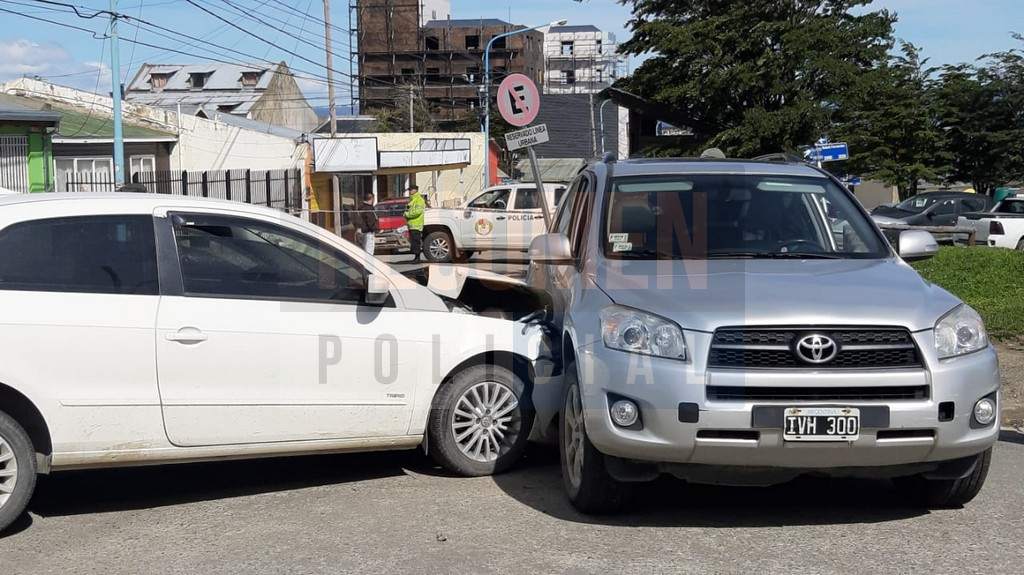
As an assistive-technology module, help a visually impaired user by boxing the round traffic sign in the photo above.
[496,73,540,127]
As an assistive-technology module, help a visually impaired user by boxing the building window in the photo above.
[189,72,209,89]
[240,71,261,87]
[129,155,156,182]
[401,68,416,76]
[561,41,574,56]
[492,36,506,50]
[149,73,171,91]
[595,69,603,84]
[425,35,440,50]
[425,67,440,81]
[596,39,603,54]
[563,70,576,85]
[465,35,480,50]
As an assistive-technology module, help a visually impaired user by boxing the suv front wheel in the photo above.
[560,363,628,514]
[0,409,36,533]
[894,448,992,507]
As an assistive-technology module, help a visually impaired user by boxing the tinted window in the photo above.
[172,214,367,304]
[0,215,157,295]
[932,200,956,215]
[962,197,987,212]
[553,178,581,235]
[997,200,1024,214]
[514,188,539,210]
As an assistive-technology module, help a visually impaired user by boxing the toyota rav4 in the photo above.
[526,158,1000,513]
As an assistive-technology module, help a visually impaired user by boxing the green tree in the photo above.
[618,0,896,157]
[933,38,1024,195]
[371,85,437,132]
[839,42,944,200]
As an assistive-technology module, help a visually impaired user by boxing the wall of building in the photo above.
[0,124,52,192]
[543,29,620,94]
[249,65,319,133]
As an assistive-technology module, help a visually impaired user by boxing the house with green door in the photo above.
[0,94,60,193]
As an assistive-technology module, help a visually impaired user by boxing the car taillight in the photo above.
[989,221,1004,235]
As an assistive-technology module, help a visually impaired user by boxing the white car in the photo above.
[958,195,1024,250]
[421,183,566,263]
[0,193,553,532]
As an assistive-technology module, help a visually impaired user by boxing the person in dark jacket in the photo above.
[354,190,379,255]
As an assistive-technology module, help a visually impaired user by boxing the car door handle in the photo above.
[166,328,208,344]
[496,216,507,221]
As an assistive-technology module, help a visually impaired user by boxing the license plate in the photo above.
[783,407,860,442]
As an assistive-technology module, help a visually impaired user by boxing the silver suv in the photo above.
[527,158,1000,513]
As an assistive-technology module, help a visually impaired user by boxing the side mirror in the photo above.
[898,229,939,261]
[529,233,573,264]
[365,273,390,305]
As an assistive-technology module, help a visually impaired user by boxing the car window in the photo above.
[514,188,540,210]
[997,200,1024,214]
[171,213,368,304]
[569,176,592,258]
[553,187,567,206]
[0,215,158,295]
[603,174,888,259]
[932,200,956,215]
[962,197,987,212]
[468,188,511,210]
[553,177,581,235]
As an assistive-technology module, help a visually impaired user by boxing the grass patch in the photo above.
[912,246,1024,340]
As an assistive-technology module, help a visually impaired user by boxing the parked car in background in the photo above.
[373,197,411,254]
[0,193,555,532]
[959,194,1024,250]
[871,191,992,228]
[421,183,566,263]
[528,158,999,514]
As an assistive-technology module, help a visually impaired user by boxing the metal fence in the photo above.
[0,135,30,193]
[61,168,303,213]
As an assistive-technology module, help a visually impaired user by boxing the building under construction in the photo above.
[351,0,544,124]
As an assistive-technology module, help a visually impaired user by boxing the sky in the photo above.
[0,0,1020,108]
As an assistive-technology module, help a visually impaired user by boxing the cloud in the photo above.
[0,39,72,78]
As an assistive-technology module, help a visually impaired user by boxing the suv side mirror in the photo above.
[365,273,390,305]
[898,230,939,261]
[529,233,573,264]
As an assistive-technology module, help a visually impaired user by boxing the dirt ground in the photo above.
[996,341,1024,428]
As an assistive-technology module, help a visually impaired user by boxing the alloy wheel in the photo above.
[428,236,451,260]
[451,381,521,463]
[563,384,585,489]
[0,433,18,509]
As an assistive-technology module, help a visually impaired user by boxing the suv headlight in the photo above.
[935,304,988,359]
[600,306,687,360]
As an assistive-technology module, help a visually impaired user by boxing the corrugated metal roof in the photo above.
[126,63,273,93]
[423,18,513,28]
[200,107,303,140]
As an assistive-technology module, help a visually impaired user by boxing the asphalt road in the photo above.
[1,432,1022,574]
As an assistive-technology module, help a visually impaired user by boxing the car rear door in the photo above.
[505,186,548,250]
[153,208,423,447]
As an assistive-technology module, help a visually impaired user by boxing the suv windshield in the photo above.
[895,194,943,214]
[604,174,889,259]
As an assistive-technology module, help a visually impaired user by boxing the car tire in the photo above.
[423,230,455,263]
[894,448,992,508]
[559,362,628,514]
[0,409,36,533]
[427,364,533,476]
[1016,238,1024,251]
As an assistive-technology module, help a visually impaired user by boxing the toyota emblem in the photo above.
[794,334,839,364]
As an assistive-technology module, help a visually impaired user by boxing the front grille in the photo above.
[706,385,930,401]
[708,327,923,369]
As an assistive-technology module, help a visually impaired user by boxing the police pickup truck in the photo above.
[421,183,565,263]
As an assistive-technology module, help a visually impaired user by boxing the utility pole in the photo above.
[409,84,414,133]
[323,0,337,136]
[109,0,125,186]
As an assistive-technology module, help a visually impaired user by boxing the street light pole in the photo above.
[109,0,125,186]
[482,19,566,189]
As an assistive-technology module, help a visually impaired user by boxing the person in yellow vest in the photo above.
[403,184,426,262]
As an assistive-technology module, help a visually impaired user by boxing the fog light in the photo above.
[610,399,639,427]
[973,398,996,426]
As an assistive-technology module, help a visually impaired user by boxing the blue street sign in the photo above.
[816,142,849,162]
[844,176,862,187]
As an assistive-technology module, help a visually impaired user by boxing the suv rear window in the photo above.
[0,215,158,294]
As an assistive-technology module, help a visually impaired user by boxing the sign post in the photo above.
[496,74,552,228]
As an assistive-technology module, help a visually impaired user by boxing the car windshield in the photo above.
[996,199,1024,214]
[603,174,889,260]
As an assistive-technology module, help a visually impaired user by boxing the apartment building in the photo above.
[543,25,622,94]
